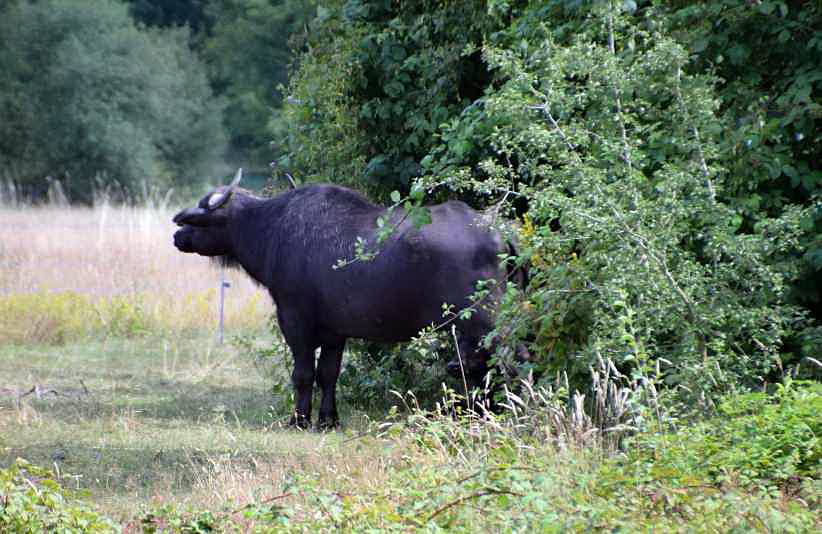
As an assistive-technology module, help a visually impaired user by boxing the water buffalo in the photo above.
[173,170,519,429]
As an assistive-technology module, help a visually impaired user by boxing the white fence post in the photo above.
[218,267,231,344]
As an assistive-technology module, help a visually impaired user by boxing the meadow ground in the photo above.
[0,335,402,523]
[1,202,820,531]
[0,202,403,524]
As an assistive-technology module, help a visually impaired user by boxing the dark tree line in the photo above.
[0,0,314,202]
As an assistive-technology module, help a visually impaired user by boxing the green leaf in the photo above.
[390,190,402,203]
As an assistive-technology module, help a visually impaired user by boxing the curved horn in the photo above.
[207,168,243,210]
[285,172,297,189]
[207,191,228,209]
[229,168,243,190]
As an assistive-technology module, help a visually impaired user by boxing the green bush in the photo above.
[281,0,819,411]
[628,380,822,489]
[0,459,118,533]
[663,0,822,324]
[337,339,456,413]
[280,0,504,201]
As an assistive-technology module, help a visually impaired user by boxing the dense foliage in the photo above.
[629,380,822,489]
[279,0,500,199]
[280,0,821,410]
[663,0,822,345]
[0,460,118,533]
[0,0,227,202]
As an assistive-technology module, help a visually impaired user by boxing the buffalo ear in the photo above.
[173,207,226,227]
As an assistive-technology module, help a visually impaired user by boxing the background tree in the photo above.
[127,0,317,174]
[202,0,316,170]
[0,0,227,201]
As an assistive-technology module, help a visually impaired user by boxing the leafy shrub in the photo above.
[444,3,808,406]
[281,0,505,201]
[663,0,822,324]
[0,459,118,533]
[628,380,822,489]
[277,0,822,417]
[338,338,455,413]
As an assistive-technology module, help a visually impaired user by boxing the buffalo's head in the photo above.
[173,168,242,257]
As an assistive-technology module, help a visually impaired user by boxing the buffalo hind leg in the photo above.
[316,340,345,430]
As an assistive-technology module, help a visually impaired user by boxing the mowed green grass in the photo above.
[0,334,393,522]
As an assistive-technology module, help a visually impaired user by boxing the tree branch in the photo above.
[427,488,524,522]
[607,3,633,176]
[674,65,716,201]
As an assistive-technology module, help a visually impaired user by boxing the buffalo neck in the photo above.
[225,194,283,287]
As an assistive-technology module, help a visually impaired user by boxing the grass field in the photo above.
[0,336,399,523]
[0,203,268,344]
[1,203,820,531]
[0,203,402,526]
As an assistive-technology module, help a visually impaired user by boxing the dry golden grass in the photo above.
[0,203,269,343]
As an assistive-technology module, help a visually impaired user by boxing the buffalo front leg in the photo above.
[316,340,344,430]
[276,307,318,429]
[289,345,317,429]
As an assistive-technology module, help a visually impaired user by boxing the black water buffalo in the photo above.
[173,170,518,429]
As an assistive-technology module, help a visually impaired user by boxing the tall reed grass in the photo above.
[0,192,268,345]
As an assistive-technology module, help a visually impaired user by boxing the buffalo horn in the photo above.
[285,172,297,189]
[207,168,243,210]
[229,167,243,189]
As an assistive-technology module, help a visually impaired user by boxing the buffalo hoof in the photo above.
[316,416,339,432]
[288,414,311,430]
